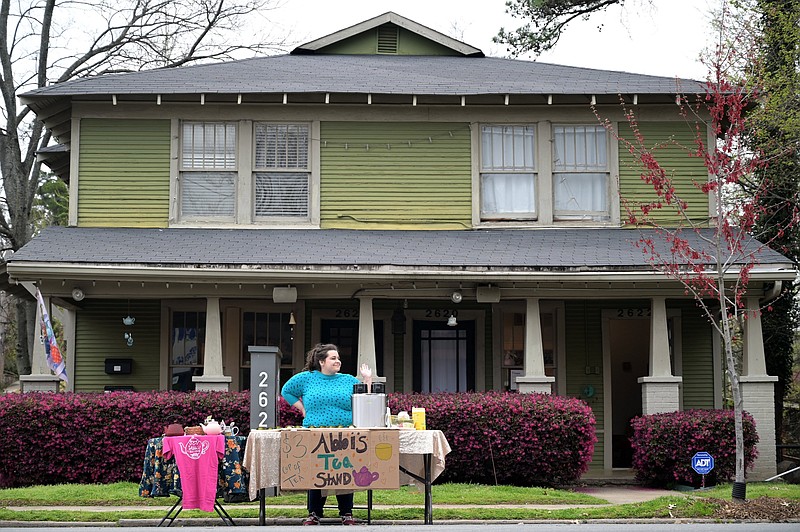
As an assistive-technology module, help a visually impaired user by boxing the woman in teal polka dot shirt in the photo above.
[281,343,372,525]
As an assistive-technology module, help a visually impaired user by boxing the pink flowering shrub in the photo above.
[390,391,596,486]
[0,391,300,488]
[630,409,758,487]
[0,391,593,488]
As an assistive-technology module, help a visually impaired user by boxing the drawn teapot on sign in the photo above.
[353,466,379,487]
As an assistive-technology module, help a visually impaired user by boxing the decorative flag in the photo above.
[35,289,68,383]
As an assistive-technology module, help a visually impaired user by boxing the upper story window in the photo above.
[254,123,310,219]
[180,121,237,220]
[552,125,609,221]
[480,125,537,221]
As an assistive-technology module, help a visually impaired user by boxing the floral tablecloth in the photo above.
[139,435,249,502]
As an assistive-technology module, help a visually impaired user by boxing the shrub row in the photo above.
[390,391,597,486]
[630,409,758,487]
[0,390,594,488]
[0,391,301,488]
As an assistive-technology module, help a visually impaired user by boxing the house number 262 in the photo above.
[258,371,270,427]
[616,308,651,318]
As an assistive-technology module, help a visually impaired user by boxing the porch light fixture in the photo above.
[450,291,462,304]
[71,287,85,301]
[476,286,501,303]
[273,286,297,303]
[447,314,458,327]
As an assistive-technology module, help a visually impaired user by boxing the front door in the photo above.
[413,320,475,392]
[608,318,649,468]
[321,319,384,377]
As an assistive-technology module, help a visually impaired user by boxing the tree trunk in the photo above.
[14,298,31,375]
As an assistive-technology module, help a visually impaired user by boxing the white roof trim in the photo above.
[293,12,484,57]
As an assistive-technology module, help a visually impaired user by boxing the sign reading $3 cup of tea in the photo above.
[280,429,400,490]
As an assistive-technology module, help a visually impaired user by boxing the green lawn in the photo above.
[0,481,797,522]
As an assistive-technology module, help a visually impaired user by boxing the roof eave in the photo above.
[7,262,797,284]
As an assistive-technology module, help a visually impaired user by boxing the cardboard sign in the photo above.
[280,428,399,490]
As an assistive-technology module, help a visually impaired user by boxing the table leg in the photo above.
[259,488,266,526]
[399,454,434,525]
[367,489,373,524]
[424,454,432,525]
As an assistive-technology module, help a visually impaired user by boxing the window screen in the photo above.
[552,125,609,221]
[480,125,537,220]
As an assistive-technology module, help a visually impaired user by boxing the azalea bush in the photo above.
[390,391,596,486]
[0,390,594,488]
[630,409,759,487]
[0,391,299,488]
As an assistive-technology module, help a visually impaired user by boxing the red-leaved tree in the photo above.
[594,7,799,500]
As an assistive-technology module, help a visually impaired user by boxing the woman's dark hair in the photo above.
[304,343,339,372]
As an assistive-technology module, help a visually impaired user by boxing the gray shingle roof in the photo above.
[9,227,791,273]
[22,55,705,99]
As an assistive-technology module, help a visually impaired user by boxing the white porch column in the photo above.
[741,296,778,479]
[357,297,384,384]
[516,298,554,394]
[638,297,681,413]
[52,305,76,393]
[20,294,60,393]
[193,297,231,391]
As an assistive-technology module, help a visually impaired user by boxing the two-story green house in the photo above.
[9,13,793,478]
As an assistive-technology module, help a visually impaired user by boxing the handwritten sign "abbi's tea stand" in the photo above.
[280,429,400,490]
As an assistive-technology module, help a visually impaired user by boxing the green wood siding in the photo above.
[564,301,607,431]
[320,122,472,229]
[317,25,462,56]
[74,299,161,392]
[78,118,170,227]
[677,300,715,409]
[618,122,709,227]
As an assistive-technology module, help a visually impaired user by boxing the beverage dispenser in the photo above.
[351,382,388,427]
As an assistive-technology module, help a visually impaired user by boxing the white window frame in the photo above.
[552,124,611,222]
[178,121,238,222]
[478,124,538,221]
[253,122,312,222]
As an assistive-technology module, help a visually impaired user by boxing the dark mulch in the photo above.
[710,496,799,521]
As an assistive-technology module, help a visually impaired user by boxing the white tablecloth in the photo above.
[243,429,451,501]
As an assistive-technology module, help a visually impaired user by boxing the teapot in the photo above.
[220,420,239,436]
[201,416,223,435]
[352,466,380,487]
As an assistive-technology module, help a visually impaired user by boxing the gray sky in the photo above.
[267,0,716,81]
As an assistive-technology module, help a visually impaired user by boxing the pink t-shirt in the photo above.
[163,435,225,511]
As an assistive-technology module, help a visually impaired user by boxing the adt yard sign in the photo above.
[692,452,715,475]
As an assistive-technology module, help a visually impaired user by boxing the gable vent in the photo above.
[377,25,399,54]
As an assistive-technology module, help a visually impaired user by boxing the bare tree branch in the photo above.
[0,0,289,375]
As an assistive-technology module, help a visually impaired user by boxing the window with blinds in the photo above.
[180,122,237,219]
[254,123,310,218]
